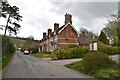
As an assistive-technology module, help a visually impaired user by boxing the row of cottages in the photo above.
[39,13,89,52]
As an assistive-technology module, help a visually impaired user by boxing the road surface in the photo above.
[2,51,92,78]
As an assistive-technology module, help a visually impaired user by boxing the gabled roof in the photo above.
[41,22,79,41]
[58,22,79,34]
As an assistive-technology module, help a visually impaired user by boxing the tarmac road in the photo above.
[2,51,92,78]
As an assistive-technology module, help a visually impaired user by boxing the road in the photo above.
[2,51,92,78]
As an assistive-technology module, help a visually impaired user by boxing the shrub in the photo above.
[32,47,39,53]
[51,48,64,60]
[45,51,52,54]
[69,44,79,48]
[51,47,89,60]
[83,51,116,74]
[98,45,119,55]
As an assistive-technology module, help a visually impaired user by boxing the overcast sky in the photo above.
[0,0,118,40]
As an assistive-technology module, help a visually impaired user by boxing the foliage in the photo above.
[32,46,39,53]
[79,27,98,40]
[2,36,15,57]
[2,53,14,69]
[10,37,26,50]
[99,31,109,45]
[32,53,51,58]
[51,48,64,60]
[65,60,120,78]
[98,44,119,55]
[51,47,89,60]
[82,51,116,74]
[1,1,22,36]
[102,12,119,46]
[69,44,79,48]
[21,39,39,53]
[45,51,52,54]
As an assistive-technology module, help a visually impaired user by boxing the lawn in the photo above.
[31,53,51,58]
[65,60,120,79]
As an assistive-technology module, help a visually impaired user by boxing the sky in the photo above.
[0,0,119,40]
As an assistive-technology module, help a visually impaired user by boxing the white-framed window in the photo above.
[89,43,92,51]
[93,42,97,50]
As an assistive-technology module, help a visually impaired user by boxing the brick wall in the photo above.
[58,24,78,48]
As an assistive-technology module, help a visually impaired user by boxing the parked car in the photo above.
[24,50,29,55]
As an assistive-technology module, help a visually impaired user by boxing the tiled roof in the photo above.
[78,34,90,45]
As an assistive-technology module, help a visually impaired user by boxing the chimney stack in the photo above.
[65,13,72,24]
[43,32,46,40]
[82,31,85,37]
[54,23,59,32]
[48,28,52,38]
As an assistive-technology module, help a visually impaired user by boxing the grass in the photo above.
[65,60,120,78]
[32,53,51,58]
[2,53,14,69]
[65,61,83,72]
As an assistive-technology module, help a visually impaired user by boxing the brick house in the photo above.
[39,13,79,52]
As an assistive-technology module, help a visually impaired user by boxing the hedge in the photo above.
[98,45,119,55]
[2,36,15,58]
[51,47,89,60]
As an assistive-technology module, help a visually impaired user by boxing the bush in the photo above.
[98,45,119,55]
[45,51,52,54]
[51,48,64,60]
[69,44,79,48]
[83,51,116,74]
[51,47,89,60]
[32,47,39,53]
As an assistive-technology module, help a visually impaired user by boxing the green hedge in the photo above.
[32,47,39,53]
[45,51,52,54]
[51,47,89,60]
[98,45,119,55]
[69,44,79,48]
[2,36,15,57]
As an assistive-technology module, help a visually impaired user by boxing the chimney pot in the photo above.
[48,28,52,38]
[54,23,59,32]
[43,32,46,40]
[65,13,72,24]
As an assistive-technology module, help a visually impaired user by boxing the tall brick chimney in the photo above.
[65,13,72,24]
[54,23,59,32]
[43,32,46,40]
[48,28,52,38]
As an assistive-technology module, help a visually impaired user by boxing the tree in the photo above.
[103,12,119,46]
[79,27,97,39]
[21,39,39,53]
[118,11,120,47]
[1,1,22,36]
[28,35,34,40]
[99,31,109,45]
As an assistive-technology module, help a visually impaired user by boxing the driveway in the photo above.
[46,58,82,66]
[2,51,92,78]
[47,54,119,66]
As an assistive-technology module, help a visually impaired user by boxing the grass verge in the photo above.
[2,53,14,69]
[65,60,120,79]
[31,53,51,58]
